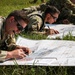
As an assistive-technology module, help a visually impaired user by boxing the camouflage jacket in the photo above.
[23,9,45,32]
[46,0,75,12]
[0,17,16,62]
[46,0,75,24]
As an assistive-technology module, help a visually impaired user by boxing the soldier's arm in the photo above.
[0,50,7,62]
[0,48,30,62]
[5,34,17,50]
[0,34,17,62]
[6,35,31,55]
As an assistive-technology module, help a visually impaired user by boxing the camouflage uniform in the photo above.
[0,17,16,62]
[22,3,48,32]
[23,0,75,24]
[22,4,60,34]
[46,0,75,24]
[22,6,45,32]
[22,3,47,13]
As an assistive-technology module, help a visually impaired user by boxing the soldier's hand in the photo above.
[6,49,27,59]
[62,19,70,24]
[16,46,32,55]
[46,29,59,35]
[20,46,32,55]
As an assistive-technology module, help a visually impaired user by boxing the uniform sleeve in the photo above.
[22,5,39,14]
[0,50,7,62]
[27,14,44,31]
[22,3,47,13]
[6,34,18,51]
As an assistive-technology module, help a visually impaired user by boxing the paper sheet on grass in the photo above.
[0,36,75,66]
[46,24,75,39]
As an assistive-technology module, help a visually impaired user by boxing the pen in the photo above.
[48,25,50,29]
[48,26,51,34]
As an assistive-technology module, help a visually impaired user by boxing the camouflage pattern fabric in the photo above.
[22,3,48,32]
[22,9,44,32]
[23,1,75,24]
[0,18,16,51]
[0,17,16,61]
[46,0,75,13]
[22,3,47,12]
[46,0,75,24]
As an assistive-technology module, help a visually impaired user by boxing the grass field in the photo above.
[0,0,42,16]
[0,0,75,75]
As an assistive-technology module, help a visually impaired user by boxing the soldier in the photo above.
[23,5,60,35]
[24,0,75,24]
[0,10,31,62]
[46,0,75,24]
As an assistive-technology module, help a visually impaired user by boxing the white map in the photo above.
[0,36,75,66]
[46,24,75,39]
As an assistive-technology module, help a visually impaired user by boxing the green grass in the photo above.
[0,0,75,75]
[0,66,75,75]
[19,31,47,40]
[0,0,41,17]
